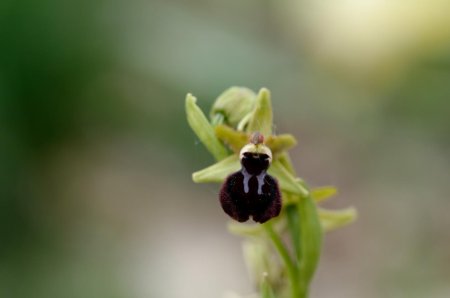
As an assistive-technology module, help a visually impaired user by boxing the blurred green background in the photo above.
[1,0,450,297]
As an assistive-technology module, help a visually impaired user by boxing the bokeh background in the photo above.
[1,0,450,297]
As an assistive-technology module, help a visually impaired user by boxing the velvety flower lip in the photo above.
[219,132,281,223]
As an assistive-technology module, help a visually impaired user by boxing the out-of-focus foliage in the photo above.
[1,0,449,298]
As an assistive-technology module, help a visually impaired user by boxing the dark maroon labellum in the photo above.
[219,152,281,223]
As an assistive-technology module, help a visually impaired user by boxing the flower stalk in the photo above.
[185,87,357,298]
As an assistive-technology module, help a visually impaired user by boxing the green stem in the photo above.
[264,222,304,298]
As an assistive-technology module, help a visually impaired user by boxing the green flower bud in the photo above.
[210,87,256,128]
[311,186,338,203]
[242,240,281,292]
[319,207,358,232]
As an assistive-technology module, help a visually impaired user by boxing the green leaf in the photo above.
[268,160,309,197]
[247,88,273,137]
[192,155,240,183]
[319,207,357,232]
[311,186,338,203]
[298,194,323,286]
[286,204,301,262]
[185,93,229,161]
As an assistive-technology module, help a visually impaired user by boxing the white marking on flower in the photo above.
[242,169,251,193]
[256,172,266,195]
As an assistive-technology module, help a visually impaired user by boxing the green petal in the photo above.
[311,186,338,203]
[215,124,249,153]
[319,207,358,232]
[268,160,309,197]
[185,93,229,161]
[247,88,273,137]
[192,155,240,183]
[236,112,253,131]
[265,134,297,156]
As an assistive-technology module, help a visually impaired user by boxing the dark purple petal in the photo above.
[219,172,250,222]
[251,174,281,223]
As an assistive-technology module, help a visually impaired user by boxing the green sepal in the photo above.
[185,94,229,161]
[192,155,240,183]
[319,207,357,232]
[247,88,273,137]
[311,186,338,203]
[268,160,309,198]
